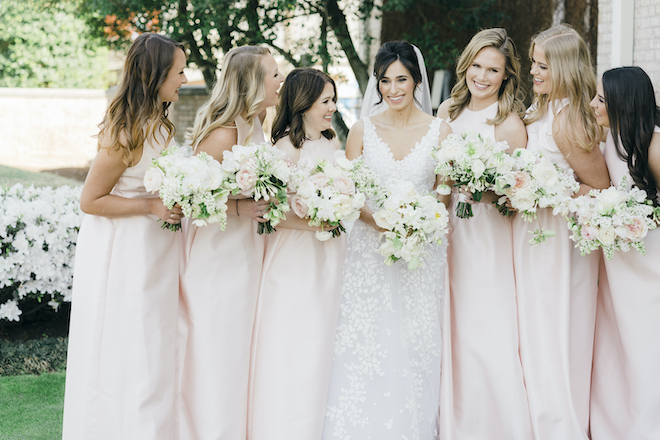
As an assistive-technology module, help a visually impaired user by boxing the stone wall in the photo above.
[598,0,660,99]
[0,86,209,173]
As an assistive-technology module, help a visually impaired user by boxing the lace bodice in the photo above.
[362,117,442,205]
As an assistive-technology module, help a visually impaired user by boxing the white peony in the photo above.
[143,167,165,192]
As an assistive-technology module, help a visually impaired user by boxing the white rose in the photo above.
[373,209,394,230]
[273,160,291,182]
[334,152,354,170]
[316,230,334,241]
[143,167,165,192]
[511,189,537,212]
[531,161,559,188]
[351,192,366,209]
[598,227,617,245]
[596,187,625,214]
[471,159,486,179]
[325,165,343,179]
[297,180,317,199]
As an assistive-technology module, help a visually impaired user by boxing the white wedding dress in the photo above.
[322,116,447,440]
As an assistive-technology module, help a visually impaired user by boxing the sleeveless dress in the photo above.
[247,137,348,440]
[590,127,660,440]
[440,102,532,440]
[512,99,598,440]
[63,135,180,440]
[322,117,447,440]
[177,116,266,440]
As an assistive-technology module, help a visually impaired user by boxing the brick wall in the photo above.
[598,0,660,99]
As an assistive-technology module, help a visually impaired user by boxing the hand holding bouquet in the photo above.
[372,179,449,270]
[222,142,295,234]
[565,177,660,259]
[432,131,509,219]
[290,151,366,241]
[493,148,580,244]
[144,145,231,231]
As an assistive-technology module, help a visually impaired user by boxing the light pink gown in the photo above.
[247,136,347,440]
[440,102,532,440]
[512,99,599,440]
[178,116,266,440]
[63,135,180,439]
[590,128,660,440]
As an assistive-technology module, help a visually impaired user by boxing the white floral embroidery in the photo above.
[323,117,446,440]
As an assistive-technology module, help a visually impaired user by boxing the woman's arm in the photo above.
[434,120,453,206]
[554,111,610,196]
[648,131,660,190]
[80,134,182,225]
[495,113,527,153]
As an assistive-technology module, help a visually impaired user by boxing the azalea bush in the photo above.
[0,184,83,322]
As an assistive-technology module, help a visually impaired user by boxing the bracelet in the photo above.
[236,199,239,216]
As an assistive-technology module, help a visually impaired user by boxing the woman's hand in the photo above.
[236,198,271,223]
[149,200,184,226]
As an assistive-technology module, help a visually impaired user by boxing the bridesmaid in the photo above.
[513,24,609,439]
[62,33,187,439]
[589,66,660,440]
[178,46,282,439]
[436,28,532,440]
[247,68,348,440]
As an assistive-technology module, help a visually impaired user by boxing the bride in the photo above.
[322,41,452,439]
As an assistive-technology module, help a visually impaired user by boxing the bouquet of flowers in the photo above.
[221,142,295,234]
[144,145,231,231]
[338,154,387,203]
[564,177,660,260]
[493,148,580,244]
[290,152,366,241]
[432,131,509,219]
[372,179,449,270]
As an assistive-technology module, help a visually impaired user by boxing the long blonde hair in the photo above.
[525,24,600,151]
[448,28,525,125]
[189,46,270,149]
[98,33,184,165]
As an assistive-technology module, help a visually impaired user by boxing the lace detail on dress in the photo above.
[323,117,446,440]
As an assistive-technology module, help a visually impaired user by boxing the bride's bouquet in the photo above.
[493,148,580,244]
[564,177,660,260]
[372,179,449,270]
[290,152,366,241]
[221,142,295,234]
[144,145,231,231]
[432,131,509,219]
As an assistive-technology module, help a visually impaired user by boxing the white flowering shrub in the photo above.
[0,184,83,321]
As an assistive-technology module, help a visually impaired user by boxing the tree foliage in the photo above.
[0,0,110,88]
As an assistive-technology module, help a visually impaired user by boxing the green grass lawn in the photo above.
[0,371,65,440]
[0,165,81,188]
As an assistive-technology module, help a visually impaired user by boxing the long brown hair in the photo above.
[271,68,336,149]
[189,46,271,150]
[98,33,184,165]
[448,28,525,125]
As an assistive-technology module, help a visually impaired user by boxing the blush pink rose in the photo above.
[309,172,329,188]
[236,167,258,194]
[624,217,648,240]
[333,175,355,195]
[581,224,599,241]
[291,195,309,218]
[511,171,532,192]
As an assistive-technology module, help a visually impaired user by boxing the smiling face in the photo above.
[465,47,507,106]
[261,54,284,109]
[378,60,416,111]
[530,45,552,95]
[590,79,610,128]
[158,48,188,103]
[302,82,337,139]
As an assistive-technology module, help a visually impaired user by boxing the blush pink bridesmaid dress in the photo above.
[590,127,660,440]
[512,99,598,440]
[177,115,266,440]
[440,102,533,440]
[247,136,347,440]
[63,135,180,440]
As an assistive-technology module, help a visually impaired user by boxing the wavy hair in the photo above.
[526,24,600,151]
[271,68,336,149]
[602,66,660,205]
[189,46,271,150]
[448,28,526,125]
[372,41,422,107]
[98,33,184,165]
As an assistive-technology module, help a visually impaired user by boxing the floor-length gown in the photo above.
[247,137,348,440]
[177,115,266,440]
[590,127,660,440]
[62,135,180,440]
[441,102,532,440]
[322,117,447,440]
[512,99,598,440]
